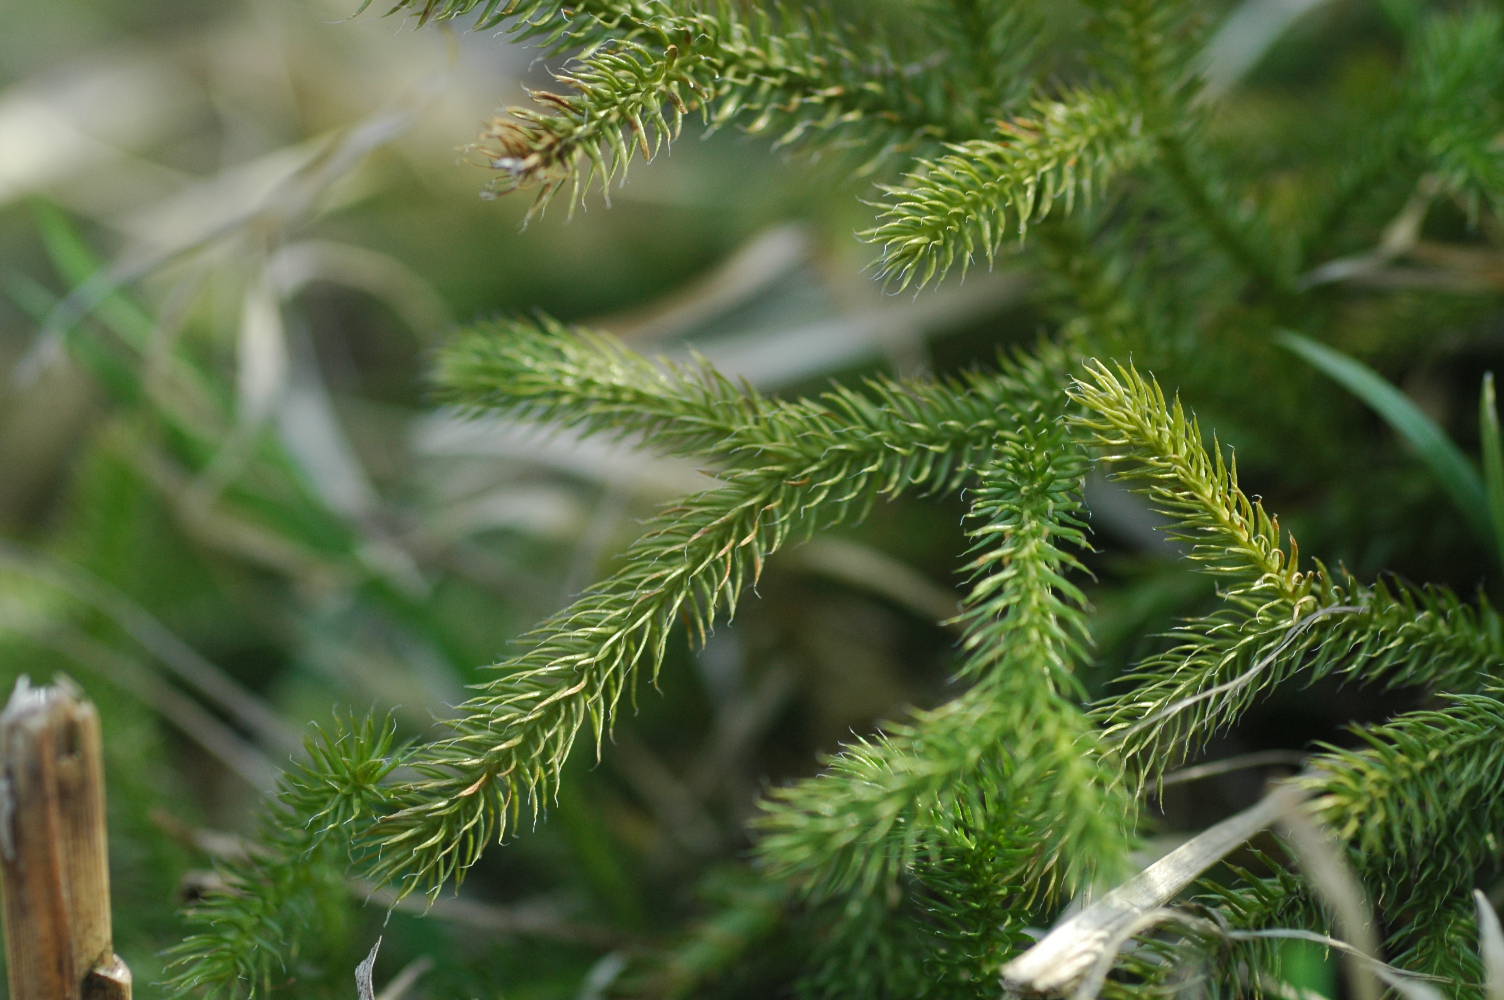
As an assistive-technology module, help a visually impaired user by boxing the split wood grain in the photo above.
[0,677,132,1000]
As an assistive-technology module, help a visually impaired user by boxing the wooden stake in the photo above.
[0,676,132,1000]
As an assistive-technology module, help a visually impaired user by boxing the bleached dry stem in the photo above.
[1000,779,1312,997]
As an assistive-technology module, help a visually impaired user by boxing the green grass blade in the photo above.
[31,200,157,349]
[1276,330,1490,548]
[4,270,139,399]
[1479,372,1504,572]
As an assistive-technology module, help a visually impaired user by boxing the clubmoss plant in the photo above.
[164,1,1504,996]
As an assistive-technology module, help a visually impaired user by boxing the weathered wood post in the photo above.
[0,676,132,1000]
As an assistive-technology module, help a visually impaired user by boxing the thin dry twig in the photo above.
[1275,798,1382,1000]
[1160,750,1308,787]
[1116,605,1363,745]
[1000,779,1312,996]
